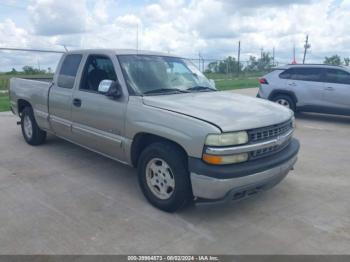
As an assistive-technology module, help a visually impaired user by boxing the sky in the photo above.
[0,0,349,71]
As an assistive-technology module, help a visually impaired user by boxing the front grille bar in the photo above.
[249,120,293,143]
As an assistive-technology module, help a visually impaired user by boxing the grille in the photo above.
[248,120,293,143]
[248,119,293,160]
[249,139,291,160]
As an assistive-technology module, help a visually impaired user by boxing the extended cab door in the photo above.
[70,54,127,162]
[322,68,350,114]
[49,54,83,139]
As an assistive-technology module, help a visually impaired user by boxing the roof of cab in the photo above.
[65,49,182,58]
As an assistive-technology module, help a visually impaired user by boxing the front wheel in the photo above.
[21,107,47,145]
[137,142,192,212]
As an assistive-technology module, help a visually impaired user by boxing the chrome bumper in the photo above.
[191,155,297,201]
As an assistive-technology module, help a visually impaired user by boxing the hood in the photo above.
[142,91,293,132]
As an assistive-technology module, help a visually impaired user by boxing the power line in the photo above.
[0,47,65,54]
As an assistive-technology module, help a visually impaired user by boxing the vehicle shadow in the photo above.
[295,112,350,124]
[42,134,288,219]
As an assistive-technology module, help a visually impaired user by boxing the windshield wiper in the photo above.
[187,86,216,92]
[143,88,189,95]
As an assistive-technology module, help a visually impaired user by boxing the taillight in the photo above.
[259,78,269,85]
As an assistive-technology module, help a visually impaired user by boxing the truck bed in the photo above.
[9,77,52,130]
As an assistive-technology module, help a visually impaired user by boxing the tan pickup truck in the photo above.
[9,49,299,212]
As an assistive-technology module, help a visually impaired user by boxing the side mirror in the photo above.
[209,79,216,88]
[98,80,122,99]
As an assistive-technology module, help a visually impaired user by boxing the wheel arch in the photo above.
[268,90,298,104]
[17,99,32,115]
[130,132,188,167]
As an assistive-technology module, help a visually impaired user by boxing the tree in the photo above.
[207,61,218,73]
[245,56,259,72]
[258,52,272,71]
[22,66,46,75]
[324,55,342,66]
[344,58,350,66]
[5,68,17,75]
[244,52,273,72]
[22,66,36,74]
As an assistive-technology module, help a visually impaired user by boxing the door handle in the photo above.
[288,82,297,87]
[325,86,334,91]
[73,98,82,107]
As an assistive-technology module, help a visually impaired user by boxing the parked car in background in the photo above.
[258,64,350,116]
[9,49,299,212]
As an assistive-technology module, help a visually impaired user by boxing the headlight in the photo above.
[205,131,248,146]
[202,153,248,165]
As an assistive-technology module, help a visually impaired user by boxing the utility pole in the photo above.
[198,52,201,71]
[136,24,138,51]
[272,47,275,67]
[303,35,311,64]
[293,44,296,64]
[226,60,229,79]
[237,41,241,75]
[260,48,264,59]
[202,56,205,72]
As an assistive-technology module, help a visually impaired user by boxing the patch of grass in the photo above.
[0,93,10,112]
[204,73,262,91]
[214,78,259,91]
[0,74,53,90]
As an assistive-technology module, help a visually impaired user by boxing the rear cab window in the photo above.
[57,54,83,89]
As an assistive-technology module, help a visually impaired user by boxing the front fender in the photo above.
[125,97,221,159]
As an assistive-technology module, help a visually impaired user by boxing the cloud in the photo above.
[220,0,314,10]
[1,0,350,71]
[28,0,88,35]
[0,19,28,47]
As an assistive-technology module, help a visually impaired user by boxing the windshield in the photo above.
[118,55,216,95]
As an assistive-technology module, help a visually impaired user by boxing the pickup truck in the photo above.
[9,49,300,212]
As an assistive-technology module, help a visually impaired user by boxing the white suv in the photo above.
[258,64,350,116]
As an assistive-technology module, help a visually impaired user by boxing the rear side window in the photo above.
[57,54,82,89]
[325,69,350,84]
[280,68,323,82]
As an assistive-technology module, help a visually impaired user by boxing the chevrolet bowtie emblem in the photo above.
[276,135,284,146]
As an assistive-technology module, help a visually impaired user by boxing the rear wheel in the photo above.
[21,107,47,145]
[137,142,192,212]
[272,94,296,112]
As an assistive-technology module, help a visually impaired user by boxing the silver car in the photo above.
[258,64,350,115]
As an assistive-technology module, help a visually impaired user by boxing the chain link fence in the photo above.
[186,57,288,90]
[0,53,289,92]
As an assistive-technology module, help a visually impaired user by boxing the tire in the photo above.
[21,107,47,146]
[272,94,296,112]
[137,142,192,212]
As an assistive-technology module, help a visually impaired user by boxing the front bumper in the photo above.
[189,139,299,202]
